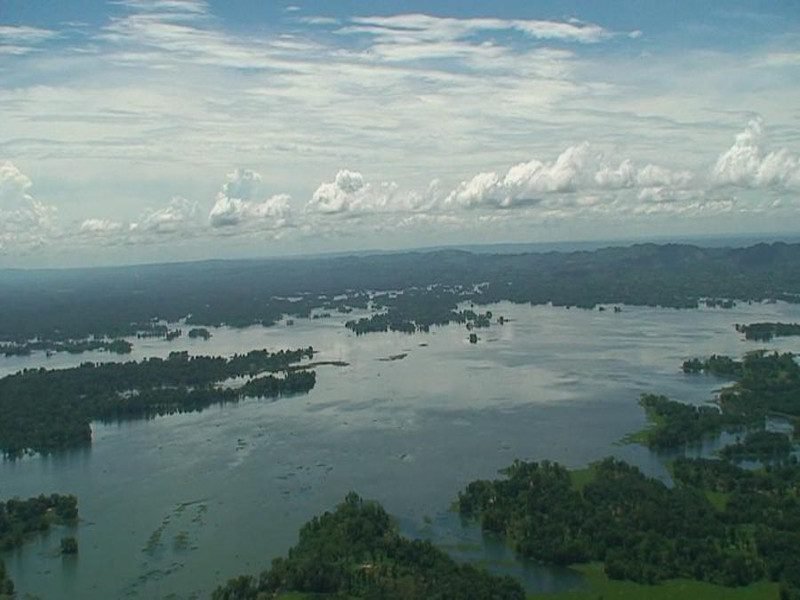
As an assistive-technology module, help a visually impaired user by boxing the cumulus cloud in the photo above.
[133,195,200,234]
[78,197,199,245]
[442,143,702,212]
[712,117,800,189]
[209,168,291,229]
[594,160,692,190]
[307,169,436,214]
[445,143,593,209]
[0,161,57,251]
[436,142,716,220]
[80,218,124,234]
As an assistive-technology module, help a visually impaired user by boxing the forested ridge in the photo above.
[3,242,800,342]
[0,347,317,457]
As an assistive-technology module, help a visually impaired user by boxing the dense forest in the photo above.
[719,430,793,460]
[2,242,800,343]
[0,348,317,456]
[458,456,800,597]
[0,494,78,597]
[211,492,524,600]
[637,351,800,449]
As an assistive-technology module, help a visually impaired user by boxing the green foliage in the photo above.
[0,348,316,456]
[646,351,800,449]
[0,491,78,593]
[458,459,800,586]
[60,536,78,555]
[532,563,779,600]
[0,337,132,357]
[682,354,743,377]
[736,322,800,342]
[720,431,793,460]
[0,494,78,551]
[672,458,800,595]
[212,493,525,600]
[637,394,726,448]
[188,327,212,340]
[0,560,14,598]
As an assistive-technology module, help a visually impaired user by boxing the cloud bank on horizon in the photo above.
[1,0,799,264]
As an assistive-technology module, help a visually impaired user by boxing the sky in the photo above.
[1,0,799,267]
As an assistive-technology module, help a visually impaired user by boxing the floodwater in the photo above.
[2,301,800,599]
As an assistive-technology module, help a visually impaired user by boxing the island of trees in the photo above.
[345,303,496,335]
[0,338,132,357]
[457,454,800,598]
[637,350,800,449]
[0,347,317,457]
[211,492,524,600]
[188,327,212,340]
[736,322,800,341]
[0,494,79,596]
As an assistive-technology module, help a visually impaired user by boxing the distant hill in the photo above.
[1,241,800,341]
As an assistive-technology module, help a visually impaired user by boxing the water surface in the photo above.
[2,301,800,599]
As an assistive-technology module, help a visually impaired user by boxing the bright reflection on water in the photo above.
[2,301,800,599]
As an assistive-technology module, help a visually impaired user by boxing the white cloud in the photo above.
[342,14,616,46]
[0,25,58,55]
[441,143,708,214]
[80,218,124,234]
[209,169,291,229]
[134,195,199,234]
[110,0,209,16]
[595,159,692,189]
[445,143,592,209]
[712,117,800,189]
[308,169,436,214]
[0,161,58,251]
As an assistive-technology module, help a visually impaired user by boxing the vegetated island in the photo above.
[0,347,319,457]
[0,338,132,357]
[3,242,800,346]
[211,492,525,600]
[0,494,78,597]
[736,322,800,342]
[457,453,799,599]
[631,350,800,449]
[188,327,212,340]
[212,454,799,600]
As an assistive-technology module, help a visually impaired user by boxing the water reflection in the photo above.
[1,301,799,599]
